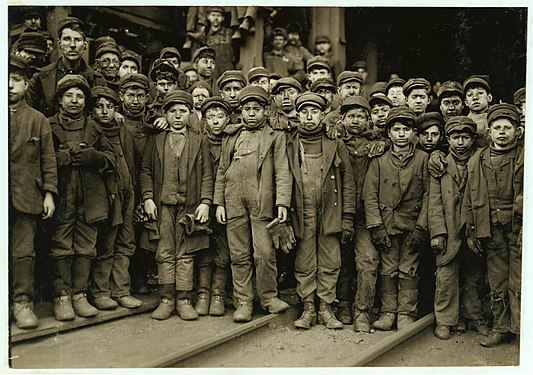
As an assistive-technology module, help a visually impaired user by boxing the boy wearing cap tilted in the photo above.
[118,50,141,79]
[159,47,190,91]
[140,90,213,321]
[288,93,355,330]
[386,78,406,108]
[369,90,393,133]
[9,55,57,329]
[270,77,303,134]
[438,81,465,122]
[217,70,246,124]
[248,66,271,94]
[463,74,493,147]
[429,116,488,340]
[364,107,429,331]
[462,103,523,347]
[416,112,445,154]
[47,74,116,321]
[193,46,218,95]
[311,78,336,115]
[90,86,144,310]
[404,78,431,116]
[214,86,292,322]
[306,56,332,84]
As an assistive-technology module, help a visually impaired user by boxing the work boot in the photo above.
[336,300,353,325]
[13,301,39,329]
[176,299,198,320]
[72,292,99,318]
[466,319,490,336]
[397,314,415,330]
[398,278,419,321]
[239,17,253,32]
[233,300,253,322]
[54,294,76,321]
[152,298,175,320]
[261,297,289,314]
[195,292,210,316]
[209,294,225,316]
[92,296,118,310]
[372,312,396,331]
[480,331,515,347]
[318,300,343,329]
[115,295,143,309]
[434,325,451,340]
[231,29,242,41]
[294,301,317,330]
[353,308,371,332]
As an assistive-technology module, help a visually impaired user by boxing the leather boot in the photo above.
[373,276,398,331]
[72,256,92,296]
[152,284,175,320]
[54,294,76,321]
[480,331,515,347]
[13,301,39,329]
[318,300,343,329]
[397,314,416,330]
[72,292,98,318]
[294,301,317,330]
[196,264,213,315]
[336,300,353,325]
[52,257,72,297]
[397,278,418,330]
[373,312,396,331]
[353,308,371,332]
[92,296,118,310]
[209,267,227,316]
[261,297,289,314]
[176,293,199,321]
[12,258,35,305]
[195,293,210,316]
[434,325,451,340]
[233,300,253,322]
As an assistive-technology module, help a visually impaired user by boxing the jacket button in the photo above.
[331,175,335,179]
[334,189,338,193]
[334,202,337,206]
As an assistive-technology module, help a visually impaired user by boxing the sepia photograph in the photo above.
[5,2,528,370]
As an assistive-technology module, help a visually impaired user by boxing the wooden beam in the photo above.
[310,7,346,72]
[239,14,265,75]
[95,7,179,35]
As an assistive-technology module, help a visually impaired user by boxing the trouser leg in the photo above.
[353,225,379,311]
[434,256,459,326]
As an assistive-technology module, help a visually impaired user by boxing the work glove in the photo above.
[70,145,105,168]
[55,146,72,166]
[179,213,213,235]
[133,203,148,224]
[466,225,483,257]
[430,235,447,255]
[428,150,447,179]
[370,224,391,253]
[267,218,296,254]
[402,226,427,254]
[341,216,354,244]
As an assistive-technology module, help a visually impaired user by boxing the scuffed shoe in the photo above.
[92,296,118,310]
[261,297,289,314]
[336,301,353,325]
[434,325,451,340]
[115,295,143,309]
[72,293,98,318]
[176,299,198,320]
[467,319,490,336]
[233,301,253,322]
[372,312,396,331]
[318,301,343,330]
[13,301,39,329]
[294,301,317,330]
[54,295,76,321]
[195,293,210,316]
[353,309,371,333]
[152,298,175,320]
[480,331,515,347]
[397,314,415,330]
[209,295,225,316]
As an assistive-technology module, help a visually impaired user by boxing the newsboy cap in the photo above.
[272,77,302,95]
[160,46,182,62]
[150,59,179,82]
[217,70,246,89]
[295,93,327,112]
[403,78,431,96]
[122,49,142,70]
[306,56,331,73]
[95,42,121,59]
[513,87,526,106]
[119,73,150,91]
[445,116,477,135]
[463,74,491,94]
[385,107,417,129]
[416,112,444,133]
[91,86,119,104]
[192,46,216,62]
[340,96,371,115]
[9,54,30,76]
[189,80,212,95]
[315,35,331,44]
[272,27,288,40]
[201,96,231,115]
[247,67,270,83]
[487,103,520,126]
[385,77,406,93]
[311,77,336,93]
[238,85,269,106]
[337,71,363,87]
[57,17,85,37]
[55,74,91,100]
[369,92,393,108]
[437,81,463,100]
[162,90,193,111]
[16,32,47,54]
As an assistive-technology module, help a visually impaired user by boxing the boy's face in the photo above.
[287,32,300,45]
[165,103,190,130]
[447,131,475,155]
[489,118,519,149]
[440,95,464,118]
[59,28,87,62]
[272,36,287,50]
[298,105,324,132]
[191,87,210,110]
[205,107,229,136]
[162,55,180,70]
[8,72,28,104]
[250,77,270,94]
[418,125,442,152]
[118,60,139,78]
[185,70,199,85]
[387,86,405,107]
[407,88,430,115]
[307,68,330,83]
[388,122,415,148]
[194,58,215,78]
[59,87,86,116]
[120,87,147,115]
[371,103,391,129]
[24,16,41,31]
[207,11,224,28]
[156,79,176,95]
[338,82,361,100]
[344,108,369,136]
[275,87,299,112]
[516,99,526,128]
[315,41,331,55]
[465,87,492,113]
[220,81,245,109]
[97,52,121,80]
[316,88,334,107]
[241,100,266,126]
[93,97,116,125]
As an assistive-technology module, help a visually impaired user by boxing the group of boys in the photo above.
[9,14,525,350]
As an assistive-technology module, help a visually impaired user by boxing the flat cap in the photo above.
[463,74,491,93]
[189,80,212,95]
[201,96,231,115]
[272,27,288,40]
[311,77,336,93]
[122,49,142,70]
[57,17,85,37]
[206,6,225,14]
[181,63,196,73]
[352,60,367,70]
[306,55,331,73]
[119,73,150,91]
[295,93,327,112]
[150,59,179,82]
[192,46,216,62]
[337,71,363,87]
[247,67,270,83]
[16,31,47,54]
[91,85,119,104]
[162,90,193,111]
[238,85,269,106]
[385,77,406,93]
[403,78,431,96]
[270,72,282,80]
[272,77,302,94]
[416,112,444,133]
[55,74,91,100]
[315,35,331,44]
[160,46,182,61]
[385,107,417,129]
[487,103,520,126]
[217,70,246,89]
[340,96,371,115]
[369,92,393,108]
[445,116,476,135]
[39,30,52,39]
[95,42,121,59]
[9,54,30,75]
[513,87,526,105]
[370,82,388,95]
[437,80,463,100]
[94,36,116,51]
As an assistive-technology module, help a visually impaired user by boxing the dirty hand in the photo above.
[431,235,447,255]
[277,206,288,223]
[56,148,72,166]
[195,203,210,223]
[144,199,158,221]
[70,146,104,168]
[368,140,386,158]
[466,226,483,257]
[114,112,125,125]
[216,206,226,224]
[402,226,427,254]
[341,218,354,244]
[42,191,55,220]
[133,203,145,223]
[428,150,447,178]
[153,117,169,130]
[371,225,391,252]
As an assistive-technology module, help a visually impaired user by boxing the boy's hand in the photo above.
[431,235,447,254]
[428,150,447,178]
[56,148,72,166]
[71,146,104,167]
[466,226,483,257]
[216,206,226,224]
[368,140,386,158]
[144,199,158,221]
[277,206,288,223]
[154,117,169,130]
[114,112,125,125]
[195,203,210,223]
[42,192,55,219]
[402,226,427,254]
[370,225,391,252]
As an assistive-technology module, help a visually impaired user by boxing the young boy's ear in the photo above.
[487,93,493,103]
